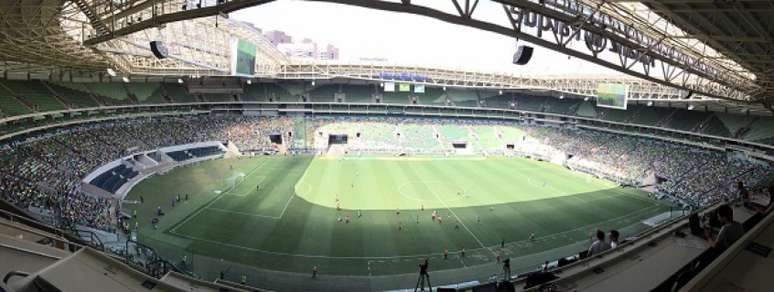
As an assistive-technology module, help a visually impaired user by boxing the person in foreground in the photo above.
[705,204,744,251]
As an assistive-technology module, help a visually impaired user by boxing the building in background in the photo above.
[263,30,292,45]
[320,44,340,60]
[263,31,339,60]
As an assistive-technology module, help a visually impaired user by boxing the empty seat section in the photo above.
[716,113,753,137]
[0,80,65,112]
[242,84,268,101]
[204,94,236,102]
[308,84,339,102]
[574,101,598,118]
[343,85,373,103]
[745,117,774,143]
[664,110,709,131]
[125,83,165,104]
[596,107,631,122]
[163,84,197,103]
[699,115,731,137]
[515,96,546,112]
[382,92,410,104]
[543,98,578,115]
[482,95,512,109]
[630,106,670,126]
[446,89,478,107]
[0,87,32,116]
[415,87,445,105]
[46,82,99,108]
[84,83,131,105]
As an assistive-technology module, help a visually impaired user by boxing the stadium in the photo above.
[0,1,773,292]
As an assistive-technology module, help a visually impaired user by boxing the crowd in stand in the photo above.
[312,117,774,208]
[0,114,771,232]
[0,115,293,230]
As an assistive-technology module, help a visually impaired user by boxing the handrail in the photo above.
[2,271,29,285]
[679,208,774,291]
[516,202,725,291]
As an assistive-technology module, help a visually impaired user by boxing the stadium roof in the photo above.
[636,0,774,107]
[0,0,771,112]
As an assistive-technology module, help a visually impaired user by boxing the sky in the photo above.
[230,0,622,77]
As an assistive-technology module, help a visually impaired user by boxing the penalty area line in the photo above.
[170,160,269,234]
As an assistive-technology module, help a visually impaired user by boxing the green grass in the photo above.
[124,155,671,280]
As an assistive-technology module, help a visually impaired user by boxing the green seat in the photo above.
[47,82,99,108]
[1,80,65,112]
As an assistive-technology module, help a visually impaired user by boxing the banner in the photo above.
[596,83,628,110]
[231,38,257,76]
[399,83,411,92]
[384,82,395,92]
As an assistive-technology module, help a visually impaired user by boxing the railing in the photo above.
[514,202,723,291]
[0,202,191,281]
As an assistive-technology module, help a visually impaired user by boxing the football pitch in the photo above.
[124,155,672,279]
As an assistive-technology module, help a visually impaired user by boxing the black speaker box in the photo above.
[512,45,534,65]
[150,41,169,59]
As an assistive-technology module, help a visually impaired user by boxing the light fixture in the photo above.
[559,94,565,99]
[107,68,116,77]
[499,90,503,95]
[583,97,589,101]
[122,76,130,83]
[177,78,184,84]
[687,104,694,111]
[246,79,252,85]
[647,101,653,106]
[311,80,315,86]
[442,86,446,91]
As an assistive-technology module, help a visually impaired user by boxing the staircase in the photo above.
[693,114,716,133]
[657,109,678,127]
[72,0,110,37]
[735,116,759,139]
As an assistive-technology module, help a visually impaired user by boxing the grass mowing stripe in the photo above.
[166,201,663,260]
[426,181,493,256]
[168,160,269,234]
[133,155,672,277]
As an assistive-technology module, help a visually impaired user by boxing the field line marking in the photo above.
[206,207,280,219]
[170,159,269,233]
[424,181,494,257]
[490,203,661,249]
[167,200,663,261]
[227,175,266,197]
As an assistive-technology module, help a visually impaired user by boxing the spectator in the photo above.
[609,230,620,249]
[587,230,610,257]
[705,204,744,251]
